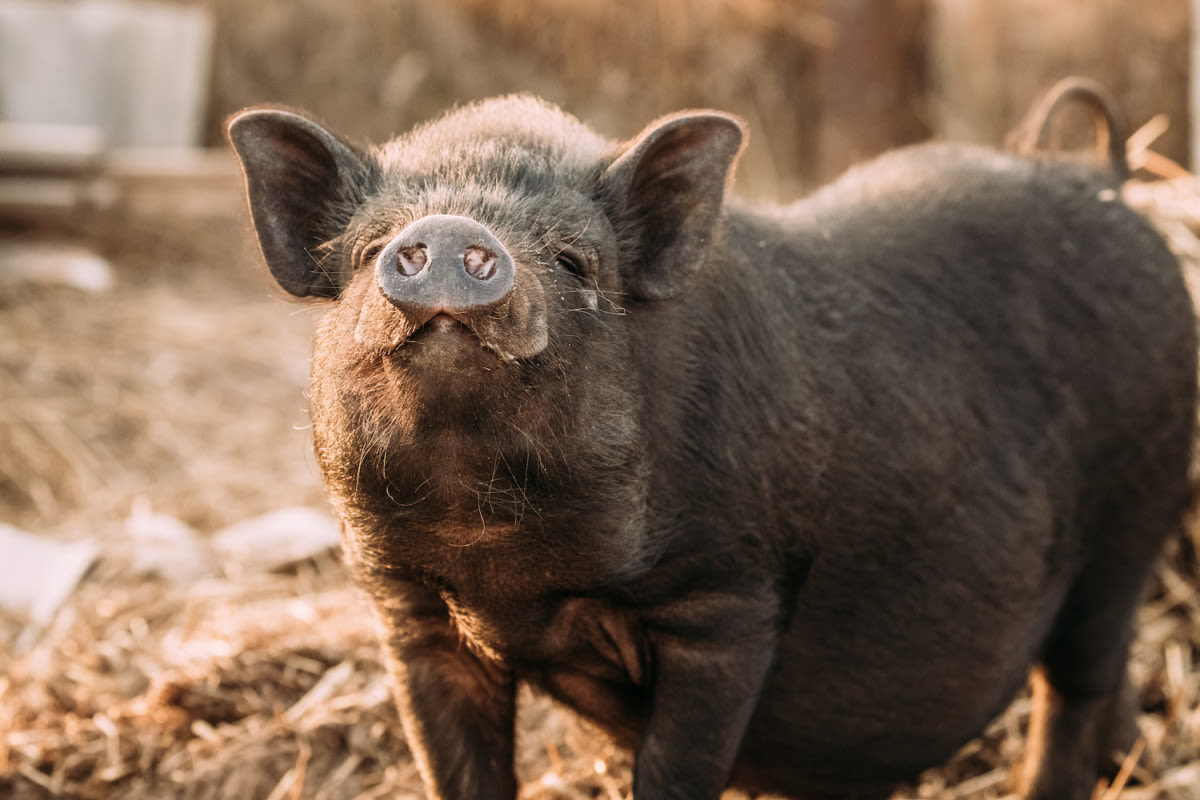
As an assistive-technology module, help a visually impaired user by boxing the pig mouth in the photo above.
[415,313,474,338]
[389,309,498,359]
[408,311,487,345]
[358,283,547,363]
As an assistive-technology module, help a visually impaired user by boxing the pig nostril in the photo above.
[463,245,498,280]
[397,245,428,276]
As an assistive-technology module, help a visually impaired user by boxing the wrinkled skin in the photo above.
[228,93,1196,800]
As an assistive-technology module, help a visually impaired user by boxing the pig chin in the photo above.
[349,312,539,410]
[387,319,509,389]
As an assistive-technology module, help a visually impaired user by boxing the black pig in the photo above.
[228,80,1196,800]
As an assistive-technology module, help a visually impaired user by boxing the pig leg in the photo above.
[372,581,518,800]
[635,593,780,800]
[1019,533,1159,799]
[1019,665,1139,800]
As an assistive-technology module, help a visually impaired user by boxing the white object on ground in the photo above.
[210,507,341,574]
[0,522,98,626]
[123,503,219,582]
[0,243,115,292]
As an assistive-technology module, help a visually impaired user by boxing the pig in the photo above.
[227,78,1196,800]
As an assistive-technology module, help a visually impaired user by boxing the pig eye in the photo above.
[357,240,386,270]
[553,249,588,280]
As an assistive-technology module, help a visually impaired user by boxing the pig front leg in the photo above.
[634,592,781,800]
[371,581,518,800]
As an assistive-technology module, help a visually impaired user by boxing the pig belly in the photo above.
[734,552,1059,792]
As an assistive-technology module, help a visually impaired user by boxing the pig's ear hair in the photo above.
[227,108,374,298]
[604,111,744,300]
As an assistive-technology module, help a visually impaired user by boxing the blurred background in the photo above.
[1,0,1194,195]
[2,2,1200,799]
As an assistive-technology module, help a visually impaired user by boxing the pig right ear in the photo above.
[604,111,744,300]
[227,108,373,298]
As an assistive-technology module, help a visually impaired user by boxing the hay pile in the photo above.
[3,167,1200,800]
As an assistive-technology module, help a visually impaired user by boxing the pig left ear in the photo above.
[604,111,744,300]
[227,108,375,298]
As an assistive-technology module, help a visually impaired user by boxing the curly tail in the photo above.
[1007,77,1130,181]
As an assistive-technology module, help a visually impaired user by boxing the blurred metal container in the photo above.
[0,0,214,148]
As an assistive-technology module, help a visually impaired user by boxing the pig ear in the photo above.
[227,108,373,298]
[604,111,744,300]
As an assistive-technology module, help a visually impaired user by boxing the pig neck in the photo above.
[624,213,829,576]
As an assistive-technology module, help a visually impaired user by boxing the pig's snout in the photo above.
[375,214,515,322]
